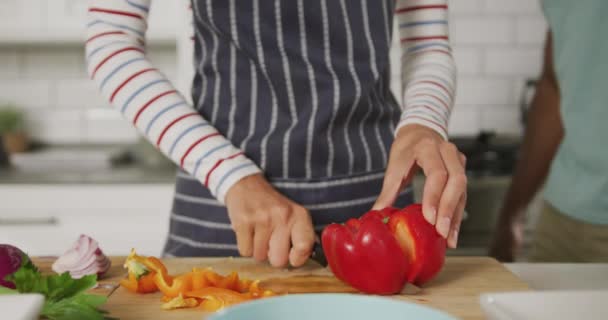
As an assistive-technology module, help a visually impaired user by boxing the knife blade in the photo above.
[310,241,327,267]
[258,275,422,295]
[310,230,327,267]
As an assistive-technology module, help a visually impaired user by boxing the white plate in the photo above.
[480,290,608,320]
[209,294,458,320]
[0,294,45,320]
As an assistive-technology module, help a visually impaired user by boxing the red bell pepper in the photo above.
[388,204,446,286]
[322,204,446,294]
[321,207,409,295]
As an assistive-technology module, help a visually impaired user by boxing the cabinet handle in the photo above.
[0,217,59,226]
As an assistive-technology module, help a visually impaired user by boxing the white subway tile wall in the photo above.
[0,80,52,109]
[484,48,543,76]
[390,0,546,136]
[28,109,84,144]
[0,0,546,144]
[451,17,515,45]
[484,0,542,14]
[0,50,19,79]
[22,48,86,79]
[455,77,514,106]
[0,0,178,144]
[452,0,545,136]
[516,17,548,45]
[0,46,176,144]
[449,0,484,14]
[452,46,483,75]
[0,0,45,31]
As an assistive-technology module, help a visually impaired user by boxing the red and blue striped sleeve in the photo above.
[395,0,457,139]
[85,0,261,203]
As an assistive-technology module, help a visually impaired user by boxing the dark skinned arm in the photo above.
[488,31,564,262]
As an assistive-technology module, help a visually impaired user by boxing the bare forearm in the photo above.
[500,76,562,222]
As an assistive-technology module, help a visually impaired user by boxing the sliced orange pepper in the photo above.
[161,293,200,310]
[244,280,276,298]
[123,249,152,278]
[185,287,250,311]
[120,271,158,293]
[205,271,224,287]
[248,281,261,295]
[218,271,239,291]
[260,290,276,297]
[121,250,277,312]
[236,278,253,293]
[185,287,249,301]
[200,296,224,312]
[198,269,240,290]
[121,249,164,293]
[154,272,193,298]
[143,256,168,275]
[137,272,158,293]
[119,273,139,293]
[192,268,211,290]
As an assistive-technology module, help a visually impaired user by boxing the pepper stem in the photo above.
[124,249,150,279]
[382,217,390,224]
[126,260,149,280]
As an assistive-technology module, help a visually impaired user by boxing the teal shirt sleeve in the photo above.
[542,0,608,225]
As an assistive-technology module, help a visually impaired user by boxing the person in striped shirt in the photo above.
[86,0,465,267]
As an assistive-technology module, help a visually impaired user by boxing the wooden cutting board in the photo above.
[32,256,126,297]
[92,257,528,320]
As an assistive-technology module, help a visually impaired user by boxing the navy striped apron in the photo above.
[163,0,414,257]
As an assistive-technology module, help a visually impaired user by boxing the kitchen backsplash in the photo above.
[0,0,546,145]
[438,0,547,136]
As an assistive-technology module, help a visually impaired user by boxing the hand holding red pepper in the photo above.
[374,125,467,248]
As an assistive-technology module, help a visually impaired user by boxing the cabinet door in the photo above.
[0,184,174,256]
[0,210,169,256]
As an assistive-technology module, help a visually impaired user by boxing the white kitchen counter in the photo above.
[505,263,608,290]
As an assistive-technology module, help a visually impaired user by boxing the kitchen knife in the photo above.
[309,232,328,267]
[258,275,422,295]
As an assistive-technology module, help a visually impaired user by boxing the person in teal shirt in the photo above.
[490,0,608,262]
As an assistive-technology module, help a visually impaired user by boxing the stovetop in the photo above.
[451,132,522,177]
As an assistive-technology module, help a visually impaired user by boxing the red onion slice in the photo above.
[52,234,111,279]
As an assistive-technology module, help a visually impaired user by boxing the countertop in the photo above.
[0,166,176,184]
[0,144,177,184]
[505,263,608,290]
[31,256,608,319]
[33,256,529,320]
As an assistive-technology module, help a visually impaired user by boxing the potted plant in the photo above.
[0,104,29,153]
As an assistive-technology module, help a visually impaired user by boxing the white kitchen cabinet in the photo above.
[0,184,175,257]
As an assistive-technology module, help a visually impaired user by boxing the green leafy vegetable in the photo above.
[42,294,109,320]
[6,262,109,320]
[0,286,17,295]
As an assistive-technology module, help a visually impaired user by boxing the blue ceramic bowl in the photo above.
[208,293,457,320]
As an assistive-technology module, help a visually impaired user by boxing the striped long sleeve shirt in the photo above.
[85,0,456,204]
